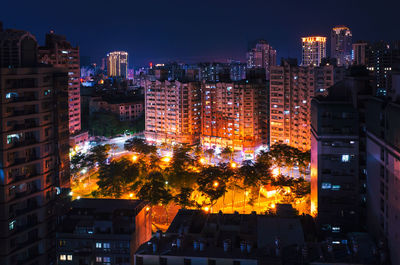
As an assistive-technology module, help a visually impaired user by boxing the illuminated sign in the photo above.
[301,37,326,43]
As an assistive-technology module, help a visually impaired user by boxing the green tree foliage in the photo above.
[88,112,132,137]
[137,171,172,206]
[197,166,227,206]
[124,137,157,155]
[94,157,139,198]
[174,187,195,209]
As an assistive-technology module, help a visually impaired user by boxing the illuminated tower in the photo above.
[331,26,352,66]
[107,51,128,78]
[301,36,326,66]
[247,40,277,79]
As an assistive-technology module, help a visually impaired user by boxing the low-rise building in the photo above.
[57,198,152,265]
[90,96,144,122]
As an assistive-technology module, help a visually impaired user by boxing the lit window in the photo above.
[60,255,66,261]
[103,243,110,249]
[332,226,341,232]
[321,183,332,189]
[96,257,102,262]
[103,257,111,262]
[350,141,355,144]
[96,242,102,248]
[341,154,350,162]
[332,185,341,191]
[67,255,72,261]
[9,220,16,230]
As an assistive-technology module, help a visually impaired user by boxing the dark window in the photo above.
[208,260,216,265]
[184,259,191,265]
[160,257,167,265]
[135,256,143,265]
[234,261,241,265]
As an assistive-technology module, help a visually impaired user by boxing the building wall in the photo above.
[366,98,400,265]
[38,33,81,135]
[107,51,128,78]
[270,62,336,151]
[331,26,352,67]
[311,99,360,235]
[200,81,267,159]
[0,67,69,265]
[135,254,258,265]
[89,98,144,122]
[144,80,201,145]
[301,37,326,66]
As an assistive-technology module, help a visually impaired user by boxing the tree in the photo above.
[205,148,215,163]
[70,152,87,175]
[124,137,157,155]
[166,145,197,188]
[220,146,233,162]
[86,144,111,168]
[174,187,195,208]
[137,171,172,205]
[94,157,139,198]
[197,166,227,208]
[89,112,132,137]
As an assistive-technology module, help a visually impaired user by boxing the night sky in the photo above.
[1,0,399,67]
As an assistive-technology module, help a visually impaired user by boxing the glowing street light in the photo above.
[199,157,206,165]
[162,156,171,163]
[132,155,138,162]
[203,206,210,212]
[270,203,276,209]
[129,193,134,198]
[272,167,279,177]
[213,181,219,188]
[146,207,151,211]
[230,161,237,169]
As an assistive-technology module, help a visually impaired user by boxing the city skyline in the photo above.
[1,0,400,67]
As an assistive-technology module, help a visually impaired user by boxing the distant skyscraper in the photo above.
[352,41,368,65]
[367,41,400,96]
[331,26,352,66]
[246,40,277,79]
[107,51,128,78]
[301,36,327,66]
[38,31,82,135]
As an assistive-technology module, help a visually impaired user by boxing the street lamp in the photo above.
[230,161,237,169]
[199,157,206,165]
[213,181,219,188]
[132,155,138,162]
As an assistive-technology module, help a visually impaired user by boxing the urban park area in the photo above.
[70,137,311,230]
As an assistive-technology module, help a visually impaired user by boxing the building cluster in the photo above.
[310,71,400,264]
[135,207,381,265]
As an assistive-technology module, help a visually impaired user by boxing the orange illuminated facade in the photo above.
[301,36,326,66]
[144,80,201,145]
[201,80,267,159]
[269,59,341,151]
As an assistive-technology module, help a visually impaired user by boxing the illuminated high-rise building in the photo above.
[301,36,326,66]
[331,26,352,67]
[38,31,82,135]
[269,59,343,151]
[107,51,128,78]
[201,79,268,159]
[144,80,201,145]
[247,40,277,79]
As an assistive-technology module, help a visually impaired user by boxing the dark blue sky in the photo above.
[1,0,399,67]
